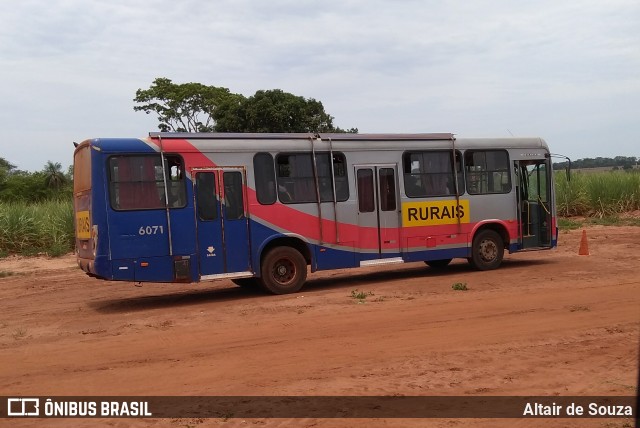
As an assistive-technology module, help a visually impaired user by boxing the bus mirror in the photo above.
[549,153,571,182]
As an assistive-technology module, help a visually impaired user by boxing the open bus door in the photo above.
[515,159,553,249]
[355,164,402,265]
[193,167,252,279]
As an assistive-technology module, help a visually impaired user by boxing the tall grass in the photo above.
[555,170,640,217]
[0,200,74,257]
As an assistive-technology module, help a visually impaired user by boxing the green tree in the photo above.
[219,89,338,133]
[0,157,15,186]
[134,78,357,134]
[133,78,234,132]
[43,161,66,190]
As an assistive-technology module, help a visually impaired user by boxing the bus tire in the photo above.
[231,278,259,288]
[425,259,452,269]
[259,247,307,294]
[468,229,504,270]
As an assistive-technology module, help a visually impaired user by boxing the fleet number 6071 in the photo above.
[138,226,164,235]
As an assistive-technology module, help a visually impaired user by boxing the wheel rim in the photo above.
[272,257,296,285]
[478,239,498,262]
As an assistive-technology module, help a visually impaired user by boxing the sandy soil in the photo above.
[0,226,638,428]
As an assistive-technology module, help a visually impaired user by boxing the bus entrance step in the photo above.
[360,257,404,267]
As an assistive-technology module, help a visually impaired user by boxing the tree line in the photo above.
[0,159,72,203]
[553,156,638,171]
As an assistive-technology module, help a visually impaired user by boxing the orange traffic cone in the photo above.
[578,229,590,256]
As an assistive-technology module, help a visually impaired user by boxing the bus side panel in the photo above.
[314,243,357,270]
[466,193,518,246]
[107,210,171,259]
[403,247,470,263]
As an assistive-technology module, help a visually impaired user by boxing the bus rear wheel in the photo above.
[468,229,504,270]
[259,247,307,294]
[425,259,452,269]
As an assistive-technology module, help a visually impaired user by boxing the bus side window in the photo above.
[276,154,316,204]
[254,153,277,205]
[196,173,218,221]
[465,150,511,194]
[331,153,349,202]
[315,152,349,202]
[223,171,244,220]
[402,151,462,197]
[165,155,186,208]
[357,169,375,212]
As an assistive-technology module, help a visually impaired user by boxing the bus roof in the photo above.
[148,132,456,141]
[79,133,549,154]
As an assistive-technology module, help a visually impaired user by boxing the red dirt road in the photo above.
[0,226,638,427]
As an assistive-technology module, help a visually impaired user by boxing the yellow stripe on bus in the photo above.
[76,210,91,239]
[402,200,470,227]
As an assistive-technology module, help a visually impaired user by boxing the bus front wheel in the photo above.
[259,247,307,294]
[468,229,504,270]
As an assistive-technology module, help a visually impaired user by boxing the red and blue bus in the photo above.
[73,132,557,294]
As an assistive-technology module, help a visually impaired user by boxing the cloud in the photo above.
[0,0,638,170]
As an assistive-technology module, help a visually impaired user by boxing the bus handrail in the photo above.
[328,137,340,243]
[310,136,324,245]
[158,135,174,256]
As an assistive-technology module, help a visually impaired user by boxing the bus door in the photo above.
[355,165,402,265]
[194,167,252,278]
[515,159,553,249]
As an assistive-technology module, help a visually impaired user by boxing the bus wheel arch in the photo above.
[468,223,508,270]
[257,237,311,294]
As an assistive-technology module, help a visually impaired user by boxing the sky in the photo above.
[0,0,638,171]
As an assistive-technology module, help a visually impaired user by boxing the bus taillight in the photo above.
[91,225,98,258]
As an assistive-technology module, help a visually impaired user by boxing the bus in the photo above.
[73,132,558,294]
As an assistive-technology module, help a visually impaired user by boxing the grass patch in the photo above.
[557,217,582,231]
[625,217,640,227]
[351,289,374,303]
[12,328,27,340]
[569,305,590,312]
[451,282,468,291]
[0,270,14,278]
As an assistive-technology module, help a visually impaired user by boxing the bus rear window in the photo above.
[108,155,186,210]
[73,145,92,193]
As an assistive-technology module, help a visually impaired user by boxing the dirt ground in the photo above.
[0,226,638,428]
